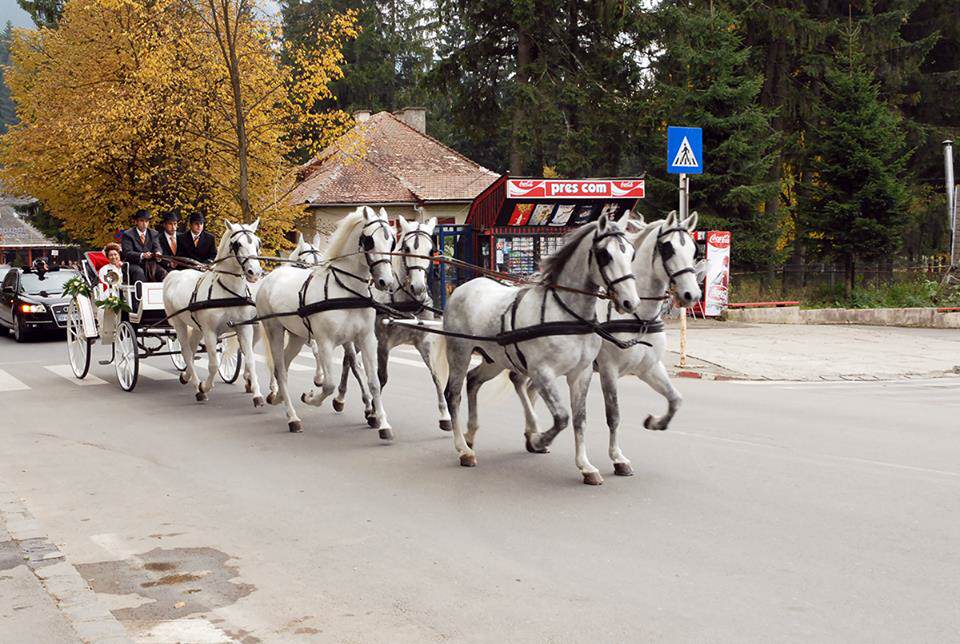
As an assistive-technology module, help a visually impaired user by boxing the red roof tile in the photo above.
[291,112,499,207]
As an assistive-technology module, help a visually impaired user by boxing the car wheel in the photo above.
[13,314,32,342]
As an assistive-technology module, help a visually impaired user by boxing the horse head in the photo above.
[397,215,436,299]
[590,211,641,314]
[291,232,323,266]
[360,207,397,293]
[653,210,702,306]
[221,219,263,283]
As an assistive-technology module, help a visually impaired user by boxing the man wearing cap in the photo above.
[158,210,184,270]
[120,208,166,283]
[182,212,217,264]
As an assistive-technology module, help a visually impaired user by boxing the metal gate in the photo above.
[431,224,473,310]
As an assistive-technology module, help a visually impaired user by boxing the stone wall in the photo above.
[725,306,960,329]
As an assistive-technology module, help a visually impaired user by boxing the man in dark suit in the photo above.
[181,212,217,263]
[157,210,184,270]
[120,209,166,283]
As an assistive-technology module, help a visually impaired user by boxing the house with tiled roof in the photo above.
[0,197,75,266]
[291,109,500,236]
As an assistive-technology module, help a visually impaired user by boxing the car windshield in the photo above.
[19,270,77,295]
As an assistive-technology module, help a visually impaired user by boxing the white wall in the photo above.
[297,203,472,243]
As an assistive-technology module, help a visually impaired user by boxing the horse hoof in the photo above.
[300,392,309,404]
[245,383,254,394]
[314,378,323,388]
[643,415,665,431]
[438,419,452,432]
[266,392,277,405]
[525,435,549,454]
[378,428,393,441]
[366,414,379,429]
[614,462,634,477]
[332,399,344,413]
[582,471,604,486]
[179,373,189,385]
[288,421,303,433]
[195,391,207,402]
[253,396,265,408]
[459,453,477,467]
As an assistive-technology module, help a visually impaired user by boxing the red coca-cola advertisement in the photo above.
[703,231,730,316]
[506,179,645,200]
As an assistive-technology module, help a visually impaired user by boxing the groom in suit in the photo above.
[120,209,166,283]
[182,212,217,264]
[157,210,184,270]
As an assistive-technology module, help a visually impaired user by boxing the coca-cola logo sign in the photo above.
[707,231,731,248]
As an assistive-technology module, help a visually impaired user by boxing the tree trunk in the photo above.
[510,28,531,176]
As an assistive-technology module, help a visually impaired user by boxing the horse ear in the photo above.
[684,211,699,231]
[424,216,437,232]
[664,210,677,227]
[379,207,389,220]
[250,218,260,232]
[312,232,322,248]
[397,215,410,233]
[361,206,374,220]
[597,211,610,232]
[296,232,304,245]
[223,220,235,232]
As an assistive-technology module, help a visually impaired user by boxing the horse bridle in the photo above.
[358,217,395,271]
[656,227,697,284]
[297,247,323,265]
[399,227,434,282]
[227,228,261,274]
[590,229,637,294]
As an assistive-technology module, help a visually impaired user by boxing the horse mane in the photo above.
[322,208,365,261]
[538,221,599,285]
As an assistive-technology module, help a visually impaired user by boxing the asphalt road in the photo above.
[1,331,959,643]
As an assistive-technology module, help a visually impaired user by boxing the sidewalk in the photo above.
[0,489,130,643]
[663,320,960,381]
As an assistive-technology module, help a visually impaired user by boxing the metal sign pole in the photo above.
[945,140,957,267]
[678,172,688,368]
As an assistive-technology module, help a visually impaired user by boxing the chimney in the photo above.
[396,107,426,134]
[353,110,371,123]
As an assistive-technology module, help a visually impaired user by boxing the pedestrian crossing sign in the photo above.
[667,126,703,174]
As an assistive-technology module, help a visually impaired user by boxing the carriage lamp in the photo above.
[21,303,46,313]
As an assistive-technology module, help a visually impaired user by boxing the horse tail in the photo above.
[260,322,274,377]
[429,335,448,388]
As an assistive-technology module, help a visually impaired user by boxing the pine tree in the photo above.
[798,28,910,296]
[0,22,17,135]
[643,4,779,271]
[16,0,64,28]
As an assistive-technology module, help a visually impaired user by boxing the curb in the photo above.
[673,370,746,381]
[0,489,132,644]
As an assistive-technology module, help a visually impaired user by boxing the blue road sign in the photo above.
[667,126,703,175]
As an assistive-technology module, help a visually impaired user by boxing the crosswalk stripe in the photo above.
[137,363,179,381]
[43,365,107,386]
[0,368,30,392]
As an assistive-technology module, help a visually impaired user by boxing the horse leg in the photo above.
[639,361,682,431]
[358,331,392,440]
[196,326,219,401]
[265,321,302,432]
[569,367,603,485]
[333,346,352,413]
[346,342,375,426]
[238,324,264,408]
[509,371,545,453]
[598,362,631,476]
[310,339,323,387]
[464,362,503,449]
[525,373,569,453]
[415,336,452,432]
[444,340,475,466]
[172,318,197,386]
[301,337,336,409]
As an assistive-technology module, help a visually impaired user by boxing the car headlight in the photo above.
[21,303,46,313]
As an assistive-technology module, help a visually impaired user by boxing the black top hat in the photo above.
[187,212,205,225]
[133,208,151,221]
[161,210,180,223]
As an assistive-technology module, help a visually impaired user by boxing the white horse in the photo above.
[163,220,265,405]
[333,216,451,430]
[514,211,703,478]
[257,206,397,435]
[441,212,641,485]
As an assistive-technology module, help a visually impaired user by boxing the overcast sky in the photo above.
[1,0,33,28]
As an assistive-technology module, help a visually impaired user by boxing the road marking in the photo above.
[137,363,179,381]
[0,368,30,392]
[43,365,107,386]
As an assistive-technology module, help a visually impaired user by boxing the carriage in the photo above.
[64,251,242,391]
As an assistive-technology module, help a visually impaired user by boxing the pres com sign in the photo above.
[506,179,645,200]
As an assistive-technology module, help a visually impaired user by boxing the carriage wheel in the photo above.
[217,341,243,384]
[114,321,139,392]
[66,300,91,379]
[167,337,187,372]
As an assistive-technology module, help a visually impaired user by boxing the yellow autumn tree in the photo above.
[0,0,356,250]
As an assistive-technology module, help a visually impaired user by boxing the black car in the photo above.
[0,267,79,342]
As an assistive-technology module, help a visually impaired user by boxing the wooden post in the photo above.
[678,306,688,368]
